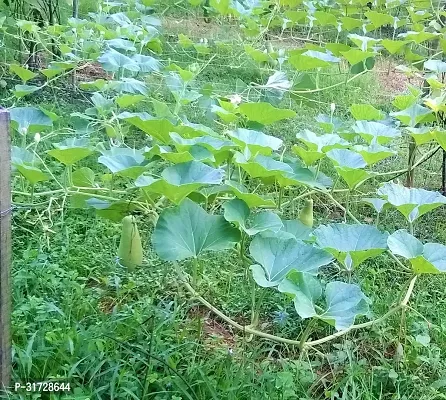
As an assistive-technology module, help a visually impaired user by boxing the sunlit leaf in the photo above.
[238,102,296,125]
[314,223,388,269]
[319,282,370,330]
[388,230,446,274]
[135,161,224,204]
[228,128,282,155]
[152,198,240,261]
[10,107,53,134]
[223,198,283,235]
[377,182,446,223]
[352,121,400,144]
[250,235,333,287]
[278,271,322,319]
[47,138,94,166]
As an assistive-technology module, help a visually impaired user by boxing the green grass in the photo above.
[3,3,446,400]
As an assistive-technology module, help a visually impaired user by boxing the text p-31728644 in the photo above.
[14,382,71,392]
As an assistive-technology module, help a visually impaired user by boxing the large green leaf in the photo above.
[170,132,235,152]
[15,164,48,185]
[293,130,349,165]
[377,183,446,223]
[295,130,349,152]
[261,219,313,241]
[352,121,400,144]
[225,180,276,208]
[131,54,161,72]
[146,144,215,164]
[223,198,283,236]
[278,271,322,319]
[119,112,176,143]
[10,64,37,82]
[234,153,329,189]
[326,149,371,189]
[313,223,388,269]
[352,144,396,165]
[152,198,241,261]
[135,161,224,204]
[406,127,434,145]
[319,282,370,330]
[98,49,140,72]
[249,236,333,287]
[47,138,94,166]
[390,104,433,127]
[388,230,446,274]
[228,128,283,155]
[350,104,384,121]
[238,102,296,125]
[289,54,331,70]
[10,107,53,134]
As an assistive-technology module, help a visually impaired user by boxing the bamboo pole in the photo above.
[0,108,11,390]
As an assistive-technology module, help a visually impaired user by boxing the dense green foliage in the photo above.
[2,0,446,398]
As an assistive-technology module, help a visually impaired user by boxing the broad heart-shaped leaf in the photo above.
[15,164,48,185]
[388,230,446,274]
[99,154,148,179]
[341,49,375,65]
[289,54,331,70]
[98,49,140,72]
[278,271,322,319]
[313,223,389,270]
[381,39,410,54]
[13,84,39,98]
[295,130,349,153]
[352,121,401,144]
[131,54,161,72]
[352,144,396,165]
[118,112,176,144]
[170,132,235,152]
[406,127,435,146]
[47,138,94,166]
[361,198,388,213]
[9,64,37,82]
[234,153,329,190]
[350,104,384,121]
[11,146,36,166]
[146,144,215,164]
[135,161,224,204]
[228,128,282,155]
[390,104,433,127]
[238,102,296,125]
[319,281,370,331]
[72,167,95,187]
[377,182,446,223]
[223,198,283,236]
[152,198,241,261]
[10,107,53,134]
[224,180,276,208]
[326,149,372,189]
[261,219,313,241]
[424,59,446,74]
[249,236,333,287]
[315,114,346,134]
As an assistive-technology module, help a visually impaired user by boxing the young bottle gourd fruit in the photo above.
[118,215,143,271]
[299,198,313,228]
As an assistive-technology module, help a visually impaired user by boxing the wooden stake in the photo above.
[0,108,11,390]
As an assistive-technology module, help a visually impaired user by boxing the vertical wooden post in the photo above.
[0,108,11,390]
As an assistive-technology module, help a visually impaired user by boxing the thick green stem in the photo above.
[175,263,418,349]
[406,137,417,187]
[278,186,284,210]
[192,258,200,286]
[408,221,414,235]
[299,319,316,353]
